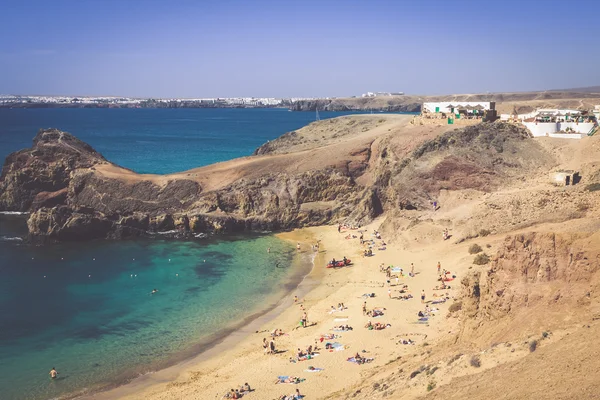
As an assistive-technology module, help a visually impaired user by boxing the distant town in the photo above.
[0,92,404,109]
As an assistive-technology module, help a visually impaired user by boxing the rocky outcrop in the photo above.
[0,129,106,211]
[1,128,379,242]
[1,121,549,242]
[456,231,600,343]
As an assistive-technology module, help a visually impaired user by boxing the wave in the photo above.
[0,211,28,215]
[0,236,24,242]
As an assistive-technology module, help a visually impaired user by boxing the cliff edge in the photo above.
[0,117,550,242]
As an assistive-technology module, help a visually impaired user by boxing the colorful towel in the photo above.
[276,376,305,384]
[298,353,320,361]
[304,368,324,372]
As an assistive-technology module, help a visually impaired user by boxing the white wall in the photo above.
[523,122,593,138]
[548,133,585,139]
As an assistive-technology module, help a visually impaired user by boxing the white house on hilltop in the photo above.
[501,108,598,139]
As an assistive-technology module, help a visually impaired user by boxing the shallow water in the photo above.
[0,219,304,400]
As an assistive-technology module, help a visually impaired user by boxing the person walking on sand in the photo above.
[410,263,415,277]
[388,288,392,299]
[296,242,301,251]
[302,311,308,327]
[437,261,441,275]
[421,290,426,304]
[49,367,58,379]
[362,301,367,315]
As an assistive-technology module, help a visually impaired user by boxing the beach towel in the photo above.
[297,353,320,361]
[325,342,345,351]
[347,357,374,364]
[320,333,337,340]
[276,376,305,384]
[334,318,348,322]
[391,267,402,273]
[304,368,324,372]
[418,317,429,322]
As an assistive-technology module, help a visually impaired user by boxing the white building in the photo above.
[422,101,494,114]
[507,109,597,139]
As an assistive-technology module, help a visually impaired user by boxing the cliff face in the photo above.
[456,231,600,344]
[0,129,106,211]
[0,128,380,242]
[0,119,550,242]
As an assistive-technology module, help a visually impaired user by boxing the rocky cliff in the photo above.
[0,127,379,242]
[455,231,600,344]
[0,118,550,242]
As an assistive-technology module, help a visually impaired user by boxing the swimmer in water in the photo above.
[151,289,158,294]
[49,367,58,379]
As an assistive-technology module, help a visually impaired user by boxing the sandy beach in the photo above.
[86,211,474,400]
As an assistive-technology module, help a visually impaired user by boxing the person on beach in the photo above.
[302,311,308,327]
[362,301,367,315]
[421,289,426,304]
[437,261,441,275]
[270,338,276,354]
[294,295,298,303]
[338,223,341,233]
[388,288,392,299]
[263,338,269,354]
[296,242,301,251]
[242,383,251,392]
[410,263,415,277]
[49,367,58,379]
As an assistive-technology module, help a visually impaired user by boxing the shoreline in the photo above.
[87,217,471,400]
[78,230,323,400]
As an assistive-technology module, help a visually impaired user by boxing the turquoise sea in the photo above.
[0,108,408,400]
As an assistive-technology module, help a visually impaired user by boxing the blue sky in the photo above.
[0,0,598,98]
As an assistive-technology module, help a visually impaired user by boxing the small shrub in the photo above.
[586,183,600,192]
[469,244,483,254]
[427,381,436,391]
[470,355,481,368]
[448,301,463,313]
[473,253,491,265]
[529,340,538,352]
[410,365,426,379]
[447,353,463,365]
[479,229,491,237]
[427,366,439,376]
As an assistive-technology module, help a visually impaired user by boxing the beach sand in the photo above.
[88,215,472,400]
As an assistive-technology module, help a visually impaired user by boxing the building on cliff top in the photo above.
[418,101,497,125]
[501,108,598,139]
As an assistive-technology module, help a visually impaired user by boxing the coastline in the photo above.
[81,218,470,400]
[77,230,322,400]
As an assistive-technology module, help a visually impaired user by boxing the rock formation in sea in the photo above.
[0,117,548,242]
